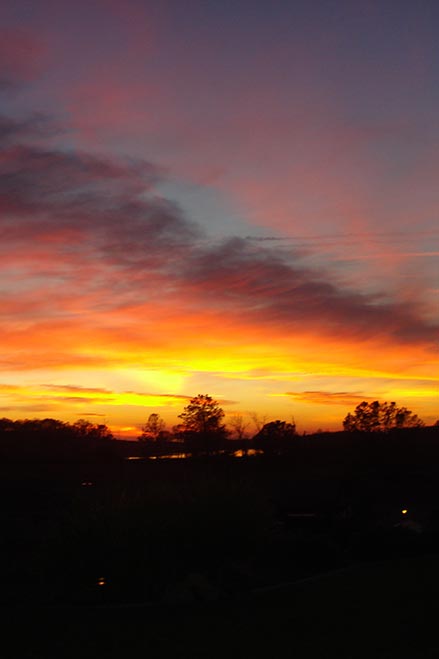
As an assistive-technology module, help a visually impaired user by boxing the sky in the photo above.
[0,0,438,437]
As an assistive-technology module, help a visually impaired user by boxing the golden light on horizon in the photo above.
[0,0,438,436]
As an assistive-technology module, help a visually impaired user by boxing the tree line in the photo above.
[138,394,427,444]
[0,396,430,455]
[342,400,424,433]
[0,417,114,440]
[0,417,115,461]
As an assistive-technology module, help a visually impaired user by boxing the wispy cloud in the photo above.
[1,100,437,381]
[0,43,437,429]
[0,27,46,89]
[285,391,372,406]
[41,384,112,394]
[0,382,194,411]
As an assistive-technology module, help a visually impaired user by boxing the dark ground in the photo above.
[1,427,439,656]
[1,553,439,658]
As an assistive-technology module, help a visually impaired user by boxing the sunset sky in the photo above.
[0,0,438,437]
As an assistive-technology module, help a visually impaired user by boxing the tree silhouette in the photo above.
[177,394,227,452]
[249,411,267,434]
[138,413,166,442]
[0,416,115,461]
[343,401,424,432]
[72,419,114,440]
[228,414,250,440]
[253,419,297,442]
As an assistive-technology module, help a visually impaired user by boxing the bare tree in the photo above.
[228,414,250,440]
[249,412,267,434]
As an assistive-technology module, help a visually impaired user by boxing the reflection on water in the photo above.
[233,449,263,458]
[126,453,190,461]
[125,449,263,461]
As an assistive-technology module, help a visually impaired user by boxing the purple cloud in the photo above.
[0,102,437,350]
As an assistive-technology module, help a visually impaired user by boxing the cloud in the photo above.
[0,144,158,219]
[0,27,46,89]
[0,116,198,282]
[180,236,438,345]
[46,395,110,404]
[1,376,236,418]
[41,384,113,394]
[123,391,192,401]
[0,114,56,144]
[0,382,112,407]
[0,404,58,414]
[76,413,106,417]
[0,95,437,385]
[285,391,372,406]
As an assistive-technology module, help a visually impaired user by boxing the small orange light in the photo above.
[401,509,408,515]
[97,577,106,586]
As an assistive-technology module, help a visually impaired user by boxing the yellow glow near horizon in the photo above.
[1,3,438,441]
[0,311,437,434]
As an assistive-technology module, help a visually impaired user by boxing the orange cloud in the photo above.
[1,48,437,432]
[284,391,372,406]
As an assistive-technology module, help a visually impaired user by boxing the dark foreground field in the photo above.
[2,449,439,607]
[1,428,439,656]
[1,553,439,658]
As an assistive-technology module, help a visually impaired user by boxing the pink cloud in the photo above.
[0,88,437,379]
[67,79,158,147]
[0,27,46,87]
